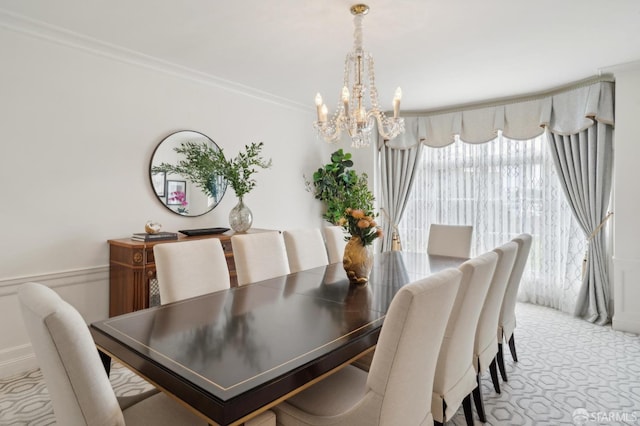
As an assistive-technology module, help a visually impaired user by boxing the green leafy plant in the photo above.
[306,149,375,225]
[153,142,272,199]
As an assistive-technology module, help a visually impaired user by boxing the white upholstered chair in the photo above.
[232,231,290,286]
[153,238,230,304]
[496,233,533,381]
[18,282,276,426]
[471,241,518,422]
[283,228,330,273]
[427,224,474,258]
[322,226,347,264]
[17,282,207,426]
[273,268,462,426]
[432,251,498,426]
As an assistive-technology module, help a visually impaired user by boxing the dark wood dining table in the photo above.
[90,251,465,425]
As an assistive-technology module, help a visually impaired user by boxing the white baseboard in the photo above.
[612,314,640,334]
[612,257,640,334]
[0,344,37,379]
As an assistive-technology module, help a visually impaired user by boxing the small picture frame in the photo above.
[151,171,166,197]
[166,180,187,205]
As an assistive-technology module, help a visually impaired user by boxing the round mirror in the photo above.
[149,130,227,217]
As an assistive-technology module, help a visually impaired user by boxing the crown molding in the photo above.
[0,8,309,112]
[600,59,640,74]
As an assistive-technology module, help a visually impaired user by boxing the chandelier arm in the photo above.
[314,122,342,143]
[376,113,405,140]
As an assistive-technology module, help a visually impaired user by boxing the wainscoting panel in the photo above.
[612,257,640,334]
[0,266,109,378]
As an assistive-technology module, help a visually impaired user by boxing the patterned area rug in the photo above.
[1,303,639,425]
[0,362,153,426]
[449,303,640,425]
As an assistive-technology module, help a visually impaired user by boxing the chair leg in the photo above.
[98,349,111,377]
[472,374,487,423]
[434,400,446,426]
[462,393,475,425]
[508,334,518,362]
[489,357,501,394]
[497,343,508,381]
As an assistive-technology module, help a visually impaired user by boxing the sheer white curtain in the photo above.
[398,133,586,313]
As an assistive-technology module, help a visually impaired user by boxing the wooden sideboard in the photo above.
[107,228,275,317]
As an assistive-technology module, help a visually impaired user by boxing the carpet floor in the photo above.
[1,302,639,425]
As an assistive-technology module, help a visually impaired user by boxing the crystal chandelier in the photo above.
[313,4,405,148]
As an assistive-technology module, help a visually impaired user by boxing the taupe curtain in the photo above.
[378,117,423,252]
[547,122,614,324]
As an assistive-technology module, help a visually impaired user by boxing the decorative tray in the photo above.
[178,227,230,236]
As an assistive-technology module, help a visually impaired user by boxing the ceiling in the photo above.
[2,0,640,112]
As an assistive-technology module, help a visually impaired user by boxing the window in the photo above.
[398,133,585,313]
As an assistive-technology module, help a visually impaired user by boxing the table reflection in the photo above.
[91,251,466,424]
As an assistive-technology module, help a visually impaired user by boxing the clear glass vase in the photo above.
[229,197,253,233]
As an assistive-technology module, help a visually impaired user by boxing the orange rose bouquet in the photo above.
[338,208,383,246]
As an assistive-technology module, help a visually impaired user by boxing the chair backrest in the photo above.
[18,282,125,426]
[323,226,347,264]
[153,238,230,305]
[432,251,498,421]
[283,228,330,273]
[367,268,462,425]
[498,233,533,340]
[427,224,473,258]
[231,231,290,286]
[474,241,518,373]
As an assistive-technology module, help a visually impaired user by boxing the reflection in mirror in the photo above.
[150,130,227,217]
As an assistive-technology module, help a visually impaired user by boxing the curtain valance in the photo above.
[386,77,614,149]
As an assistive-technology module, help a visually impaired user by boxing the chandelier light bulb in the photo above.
[341,86,350,101]
[342,86,350,116]
[393,87,402,118]
[320,104,328,122]
[315,93,323,121]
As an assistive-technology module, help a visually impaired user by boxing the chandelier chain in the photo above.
[353,14,364,51]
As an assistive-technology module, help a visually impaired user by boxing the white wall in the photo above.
[0,21,339,377]
[610,61,640,333]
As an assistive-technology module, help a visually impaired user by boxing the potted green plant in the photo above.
[306,149,375,225]
[153,141,272,232]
